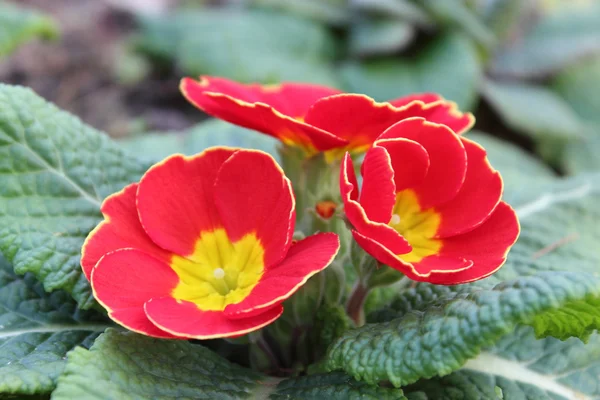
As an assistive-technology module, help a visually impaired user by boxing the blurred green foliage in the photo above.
[128,0,600,175]
[0,1,59,58]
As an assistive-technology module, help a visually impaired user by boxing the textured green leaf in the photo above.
[251,0,351,26]
[348,18,415,57]
[119,119,280,163]
[272,372,407,399]
[481,79,584,142]
[403,326,600,400]
[135,10,339,86]
[0,84,147,308]
[0,1,59,58]
[466,131,556,194]
[340,33,481,110]
[552,56,600,174]
[0,254,109,396]
[491,2,600,78]
[324,174,600,387]
[53,329,406,400]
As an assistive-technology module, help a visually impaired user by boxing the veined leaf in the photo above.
[324,174,600,387]
[53,329,406,400]
[0,254,109,396]
[403,326,600,400]
[0,1,59,58]
[340,33,481,110]
[118,119,280,163]
[0,84,148,308]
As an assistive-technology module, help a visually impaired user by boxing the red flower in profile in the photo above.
[341,118,520,284]
[180,76,474,160]
[81,148,340,339]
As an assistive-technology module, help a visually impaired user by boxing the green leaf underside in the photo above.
[118,119,280,164]
[0,254,109,396]
[0,84,148,308]
[466,131,556,194]
[491,2,600,78]
[135,9,339,86]
[324,174,600,388]
[481,79,583,142]
[53,330,407,400]
[348,19,415,57]
[552,56,600,175]
[0,1,59,58]
[401,326,600,400]
[340,33,481,110]
[251,0,351,26]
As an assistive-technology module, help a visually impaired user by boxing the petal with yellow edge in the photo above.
[91,249,180,339]
[225,233,340,318]
[340,153,411,254]
[214,150,295,267]
[81,183,170,280]
[136,148,235,260]
[180,76,347,154]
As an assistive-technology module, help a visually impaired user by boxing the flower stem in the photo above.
[346,281,369,326]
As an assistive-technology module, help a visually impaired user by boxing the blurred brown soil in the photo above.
[0,0,197,137]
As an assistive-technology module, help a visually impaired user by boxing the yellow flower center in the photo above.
[170,229,264,311]
[389,190,442,263]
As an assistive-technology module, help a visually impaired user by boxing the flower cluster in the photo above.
[82,76,519,339]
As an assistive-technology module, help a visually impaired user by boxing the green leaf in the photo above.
[324,174,600,387]
[272,372,407,399]
[552,56,600,174]
[466,131,556,194]
[0,1,59,58]
[348,18,415,57]
[422,0,496,49]
[340,33,481,110]
[53,329,406,400]
[251,0,351,26]
[0,84,147,308]
[481,79,584,145]
[491,2,600,78]
[118,119,280,163]
[135,10,340,86]
[351,0,433,28]
[403,326,600,400]
[0,254,109,396]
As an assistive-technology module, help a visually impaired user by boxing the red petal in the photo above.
[417,100,475,135]
[305,94,412,151]
[225,232,340,318]
[388,93,443,108]
[137,148,235,260]
[81,184,170,280]
[374,138,429,192]
[378,118,467,209]
[144,297,284,339]
[434,138,503,238]
[214,150,295,267]
[184,76,340,117]
[425,202,520,285]
[351,230,472,281]
[181,77,347,152]
[341,153,411,254]
[359,146,396,223]
[90,249,179,338]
